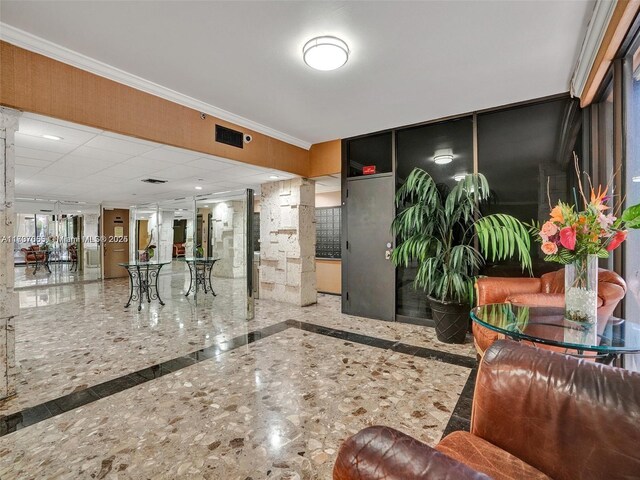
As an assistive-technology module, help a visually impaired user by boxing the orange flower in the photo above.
[541,242,558,255]
[590,186,609,212]
[550,205,564,223]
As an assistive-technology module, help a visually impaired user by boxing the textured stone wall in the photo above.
[0,108,20,400]
[210,201,246,278]
[259,178,316,306]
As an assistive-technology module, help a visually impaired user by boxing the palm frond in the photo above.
[475,214,532,274]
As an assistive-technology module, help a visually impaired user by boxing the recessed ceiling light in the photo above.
[434,154,453,165]
[195,186,203,190]
[203,205,209,208]
[269,175,280,180]
[42,134,63,141]
[633,176,640,183]
[303,36,350,71]
[76,210,81,213]
[453,174,467,182]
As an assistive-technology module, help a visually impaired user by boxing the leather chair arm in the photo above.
[475,277,541,305]
[471,340,640,479]
[333,426,490,480]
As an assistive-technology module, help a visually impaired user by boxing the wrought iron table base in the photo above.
[185,261,217,297]
[123,264,165,311]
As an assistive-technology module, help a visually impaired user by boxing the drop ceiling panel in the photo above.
[15,156,51,168]
[84,135,157,156]
[155,165,211,181]
[16,116,99,144]
[14,133,80,154]
[15,146,64,162]
[72,145,132,164]
[186,156,239,172]
[141,147,201,164]
[15,165,43,182]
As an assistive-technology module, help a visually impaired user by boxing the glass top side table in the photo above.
[471,303,640,365]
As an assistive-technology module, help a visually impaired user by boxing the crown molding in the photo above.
[0,23,311,150]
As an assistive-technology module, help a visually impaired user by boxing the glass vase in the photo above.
[564,254,598,325]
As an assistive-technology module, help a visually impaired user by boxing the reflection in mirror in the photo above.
[14,200,101,288]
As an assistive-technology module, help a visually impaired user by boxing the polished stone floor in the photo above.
[15,263,101,289]
[0,266,476,479]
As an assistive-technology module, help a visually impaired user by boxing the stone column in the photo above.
[0,107,20,400]
[260,178,316,306]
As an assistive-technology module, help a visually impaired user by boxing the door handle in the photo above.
[385,242,393,260]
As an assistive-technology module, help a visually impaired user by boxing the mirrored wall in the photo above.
[14,201,101,288]
[128,189,253,319]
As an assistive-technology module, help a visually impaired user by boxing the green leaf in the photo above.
[622,203,640,229]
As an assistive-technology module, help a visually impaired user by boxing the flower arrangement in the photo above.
[530,155,640,326]
[532,159,640,264]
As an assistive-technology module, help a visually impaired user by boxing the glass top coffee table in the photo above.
[471,303,640,365]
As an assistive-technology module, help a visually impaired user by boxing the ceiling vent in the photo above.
[215,124,244,149]
[40,209,53,213]
[141,178,168,184]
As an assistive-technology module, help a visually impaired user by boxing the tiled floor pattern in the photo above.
[1,268,477,479]
[0,328,470,479]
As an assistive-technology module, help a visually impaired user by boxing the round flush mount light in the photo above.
[195,186,203,190]
[42,134,63,141]
[434,154,453,165]
[453,174,467,182]
[303,36,349,71]
[633,175,640,183]
[269,175,280,180]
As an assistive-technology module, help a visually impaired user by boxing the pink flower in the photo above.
[540,221,558,237]
[559,227,577,251]
[541,242,558,255]
[606,230,627,251]
[539,232,549,242]
[598,213,616,229]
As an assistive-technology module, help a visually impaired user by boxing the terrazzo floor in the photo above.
[0,265,477,479]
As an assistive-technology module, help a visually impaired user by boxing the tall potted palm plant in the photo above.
[391,168,532,343]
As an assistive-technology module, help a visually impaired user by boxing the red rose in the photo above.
[559,226,577,251]
[606,230,627,251]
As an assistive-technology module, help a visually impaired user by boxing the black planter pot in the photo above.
[428,297,470,344]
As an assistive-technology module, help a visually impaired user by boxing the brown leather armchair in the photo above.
[473,268,627,356]
[21,245,46,267]
[173,242,186,258]
[333,340,640,480]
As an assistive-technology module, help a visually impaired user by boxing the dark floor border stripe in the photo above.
[1,319,476,437]
[441,367,478,439]
[287,320,477,369]
[0,321,291,436]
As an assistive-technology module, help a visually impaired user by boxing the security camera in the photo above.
[244,134,253,144]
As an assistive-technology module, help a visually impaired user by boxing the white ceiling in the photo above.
[0,1,595,146]
[14,113,296,207]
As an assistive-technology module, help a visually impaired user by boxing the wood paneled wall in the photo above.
[309,139,341,177]
[0,41,311,175]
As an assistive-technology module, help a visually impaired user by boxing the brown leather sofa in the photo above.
[333,340,640,480]
[473,269,627,356]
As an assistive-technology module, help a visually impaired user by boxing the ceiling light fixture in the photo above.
[303,36,350,71]
[453,174,467,182]
[269,175,280,180]
[195,186,203,190]
[633,176,640,183]
[42,134,63,141]
[434,154,453,165]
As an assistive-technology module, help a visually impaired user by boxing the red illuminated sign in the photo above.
[363,165,376,175]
